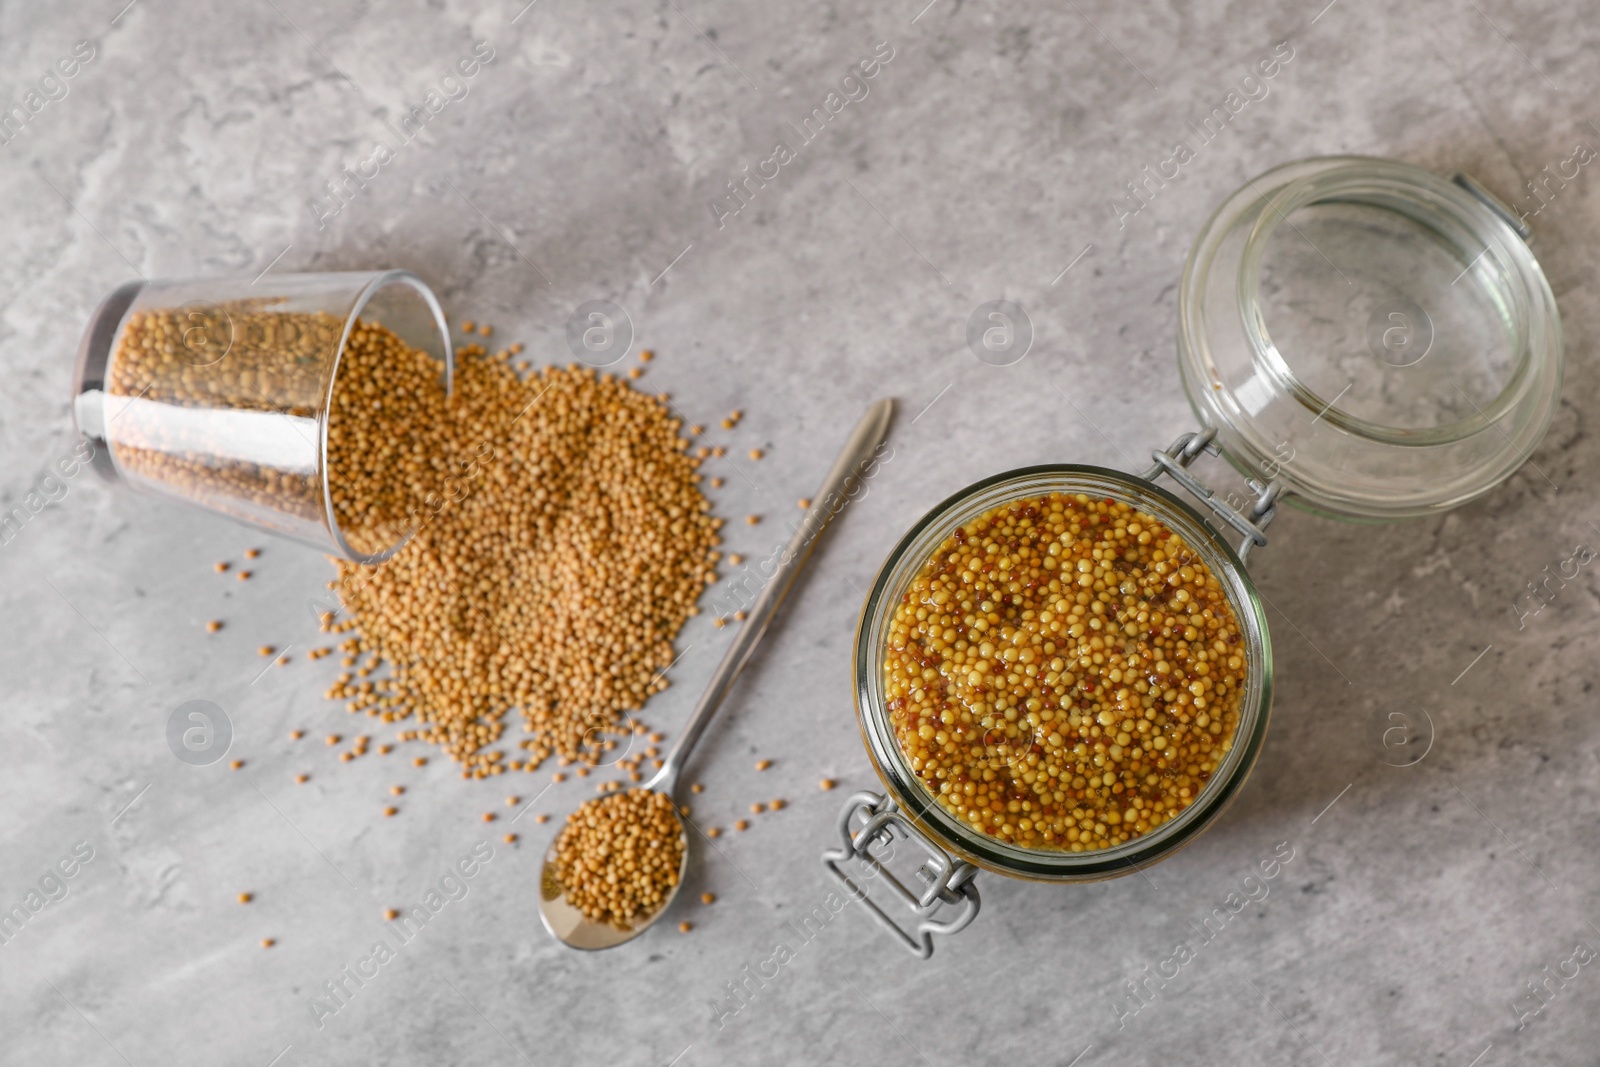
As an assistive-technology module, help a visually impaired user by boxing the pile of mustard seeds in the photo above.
[552,789,685,928]
[324,331,720,777]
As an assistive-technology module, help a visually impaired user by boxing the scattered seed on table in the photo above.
[639,350,653,362]
[295,774,309,784]
[576,767,589,778]
[412,757,426,767]
[729,554,744,565]
[230,760,243,770]
[238,893,252,904]
[378,744,391,755]
[237,571,252,581]
[390,786,404,796]
[509,342,523,355]
[383,909,399,921]
[820,778,836,791]
[748,449,763,461]
[770,799,786,810]
[750,802,764,814]
[504,833,518,843]
[505,796,519,807]
[678,804,691,817]
[461,320,475,332]
[679,921,693,933]
[710,477,724,488]
[713,617,726,629]
[627,367,642,379]
[755,760,771,771]
[733,611,746,622]
[276,656,290,667]
[326,735,340,745]
[691,783,704,794]
[720,418,734,431]
[205,620,223,634]
[706,826,721,838]
[214,561,229,573]
[383,807,398,817]
[690,424,703,436]
[481,813,496,822]
[733,820,749,831]
[289,730,303,741]
[478,324,492,337]
[746,515,759,525]
[258,646,274,657]
[552,772,566,783]
[260,938,275,948]
[244,548,260,559]
[711,446,726,458]
[798,498,811,509]
[339,752,353,762]
[701,892,716,905]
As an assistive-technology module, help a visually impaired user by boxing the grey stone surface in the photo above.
[3,0,1599,1064]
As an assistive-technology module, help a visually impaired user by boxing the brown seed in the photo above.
[750,802,764,814]
[461,320,475,332]
[276,656,290,667]
[576,767,589,778]
[390,786,404,796]
[690,424,703,436]
[748,449,763,461]
[755,760,771,771]
[244,548,261,559]
[383,806,398,817]
[237,892,252,904]
[820,778,836,791]
[339,752,353,762]
[734,820,749,831]
[384,908,399,921]
[289,730,303,740]
[295,774,309,784]
[326,735,340,745]
[535,814,550,824]
[729,554,744,565]
[552,789,684,929]
[230,760,243,770]
[720,418,734,430]
[678,804,690,817]
[691,783,704,794]
[770,798,786,810]
[505,796,519,806]
[258,646,274,657]
[552,772,566,783]
[237,571,252,581]
[639,350,653,362]
[798,498,811,509]
[214,562,229,573]
[378,744,392,755]
[413,757,426,767]
[627,367,642,379]
[504,833,518,843]
[746,515,759,525]
[481,812,496,822]
[260,938,275,948]
[733,611,746,622]
[206,620,223,633]
[679,921,693,933]
[706,827,721,838]
[710,477,724,488]
[478,324,492,337]
[701,892,716,905]
[510,342,523,355]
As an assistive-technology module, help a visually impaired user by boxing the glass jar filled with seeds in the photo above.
[71,271,453,562]
[823,157,1564,956]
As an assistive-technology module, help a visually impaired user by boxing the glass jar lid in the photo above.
[1179,157,1562,520]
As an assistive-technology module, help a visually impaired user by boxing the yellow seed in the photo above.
[206,620,223,633]
[701,893,716,905]
[819,778,835,790]
[237,893,252,904]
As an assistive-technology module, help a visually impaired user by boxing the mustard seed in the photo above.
[746,515,759,525]
[819,778,835,791]
[383,806,398,817]
[701,892,716,905]
[798,498,811,509]
[383,908,399,921]
[481,813,495,822]
[770,799,785,811]
[534,814,549,824]
[238,893,252,904]
[214,562,229,573]
[733,820,749,831]
[504,833,518,842]
[295,774,309,784]
[244,548,260,559]
[690,783,703,794]
[390,786,404,796]
[639,350,653,362]
[237,571,252,581]
[261,938,275,948]
[749,802,764,814]
[230,760,243,770]
[755,760,771,771]
[706,826,721,837]
[884,492,1246,853]
[206,620,223,633]
[258,646,274,657]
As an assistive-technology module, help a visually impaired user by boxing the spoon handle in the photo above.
[649,397,895,794]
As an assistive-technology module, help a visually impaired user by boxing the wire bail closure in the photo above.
[1143,428,1285,563]
[821,791,981,958]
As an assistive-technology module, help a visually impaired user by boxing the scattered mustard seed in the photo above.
[733,819,749,831]
[237,893,252,904]
[701,892,716,905]
[237,571,252,581]
[820,778,836,791]
[748,449,763,461]
[244,548,260,559]
[384,908,399,921]
[755,760,771,771]
[206,620,223,633]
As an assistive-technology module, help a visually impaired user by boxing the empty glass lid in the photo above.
[1179,157,1562,520]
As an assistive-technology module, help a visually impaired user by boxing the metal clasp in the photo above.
[820,791,980,958]
[1143,427,1284,563]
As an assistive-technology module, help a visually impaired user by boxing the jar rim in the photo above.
[852,464,1275,882]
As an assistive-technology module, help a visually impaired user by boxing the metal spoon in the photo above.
[538,397,895,949]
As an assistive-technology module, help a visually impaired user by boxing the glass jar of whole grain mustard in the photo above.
[822,157,1563,957]
[70,271,453,563]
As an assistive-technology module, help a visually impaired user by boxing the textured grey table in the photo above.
[3,1,1599,1064]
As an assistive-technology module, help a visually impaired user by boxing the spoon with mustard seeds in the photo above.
[538,397,894,949]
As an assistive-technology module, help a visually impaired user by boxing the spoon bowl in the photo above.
[537,799,688,950]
